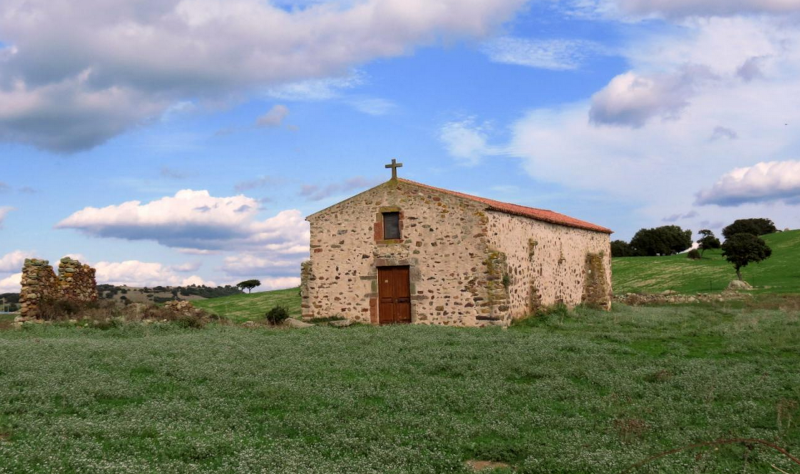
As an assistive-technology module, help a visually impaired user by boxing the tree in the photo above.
[722,218,777,240]
[629,225,693,256]
[687,249,701,260]
[237,279,261,293]
[697,229,721,256]
[721,233,772,281]
[610,240,633,258]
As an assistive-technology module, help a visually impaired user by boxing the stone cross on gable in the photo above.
[385,158,403,181]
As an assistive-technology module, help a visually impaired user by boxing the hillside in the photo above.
[193,287,302,323]
[613,229,800,295]
[98,284,241,304]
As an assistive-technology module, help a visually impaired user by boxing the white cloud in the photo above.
[615,0,800,18]
[0,250,34,273]
[175,248,220,256]
[0,206,14,228]
[0,0,527,152]
[62,253,88,263]
[221,254,301,277]
[258,277,301,291]
[710,126,738,141]
[0,76,165,153]
[179,275,217,287]
[256,104,289,127]
[696,160,800,206]
[234,175,280,192]
[662,210,698,222]
[170,261,203,273]
[346,97,396,116]
[266,73,365,101]
[160,166,188,179]
[94,260,215,287]
[737,56,767,82]
[481,37,605,70]
[439,118,504,165]
[0,273,22,293]
[589,67,712,128]
[56,189,310,252]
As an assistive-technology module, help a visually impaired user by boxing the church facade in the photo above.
[301,169,613,327]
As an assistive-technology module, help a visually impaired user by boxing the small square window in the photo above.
[383,212,400,240]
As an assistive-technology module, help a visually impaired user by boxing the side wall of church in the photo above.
[485,212,612,317]
[303,181,515,326]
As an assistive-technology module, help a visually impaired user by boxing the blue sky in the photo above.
[2,0,800,292]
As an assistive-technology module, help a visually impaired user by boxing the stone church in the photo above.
[301,161,613,327]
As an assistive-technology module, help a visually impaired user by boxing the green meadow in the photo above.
[613,229,800,295]
[1,303,799,473]
[192,287,302,323]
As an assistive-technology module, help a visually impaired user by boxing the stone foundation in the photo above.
[19,257,98,319]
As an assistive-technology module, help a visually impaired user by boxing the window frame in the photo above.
[382,211,401,240]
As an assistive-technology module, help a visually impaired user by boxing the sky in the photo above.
[2,0,800,293]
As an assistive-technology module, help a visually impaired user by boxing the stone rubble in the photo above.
[163,300,199,315]
[614,289,751,306]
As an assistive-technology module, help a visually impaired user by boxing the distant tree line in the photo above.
[611,225,693,257]
[612,218,776,282]
[611,218,777,258]
[1,292,20,312]
[97,284,241,301]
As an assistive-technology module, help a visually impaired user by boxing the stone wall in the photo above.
[303,179,611,327]
[58,257,98,302]
[19,257,98,318]
[19,259,59,319]
[486,212,612,317]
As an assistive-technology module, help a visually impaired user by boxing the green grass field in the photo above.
[192,287,301,323]
[1,303,799,473]
[613,230,800,295]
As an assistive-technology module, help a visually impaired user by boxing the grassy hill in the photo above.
[613,229,800,295]
[193,287,301,323]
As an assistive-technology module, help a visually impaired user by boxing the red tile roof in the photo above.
[398,178,613,234]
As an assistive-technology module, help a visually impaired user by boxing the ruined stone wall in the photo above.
[485,212,612,317]
[19,257,98,318]
[58,257,98,302]
[19,259,59,319]
[304,180,512,327]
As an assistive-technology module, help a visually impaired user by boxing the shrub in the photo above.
[687,249,701,260]
[38,298,85,320]
[38,299,118,322]
[265,305,290,325]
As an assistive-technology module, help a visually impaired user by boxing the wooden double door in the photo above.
[378,266,411,325]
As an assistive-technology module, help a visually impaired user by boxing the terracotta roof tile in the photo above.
[398,178,613,234]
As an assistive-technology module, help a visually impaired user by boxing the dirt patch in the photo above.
[466,460,512,471]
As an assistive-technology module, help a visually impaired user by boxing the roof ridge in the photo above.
[398,178,612,234]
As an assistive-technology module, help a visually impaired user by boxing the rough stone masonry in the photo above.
[302,177,612,327]
[19,257,98,318]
